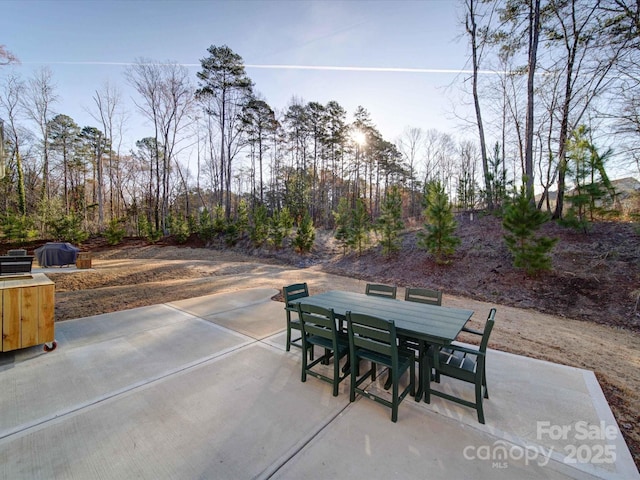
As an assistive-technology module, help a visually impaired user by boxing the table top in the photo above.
[291,290,474,345]
[0,272,54,290]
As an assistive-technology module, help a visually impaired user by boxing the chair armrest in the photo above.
[441,343,485,357]
[462,326,483,336]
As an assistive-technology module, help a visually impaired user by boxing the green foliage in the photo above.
[502,183,557,275]
[197,208,216,241]
[0,214,38,242]
[137,214,162,243]
[105,218,126,246]
[376,186,404,256]
[348,198,371,256]
[225,222,239,246]
[292,212,316,253]
[482,142,509,212]
[212,205,227,235]
[187,214,198,235]
[456,171,478,211]
[268,208,291,249]
[47,212,89,244]
[168,215,190,244]
[283,170,310,221]
[249,204,269,247]
[235,199,249,237]
[560,126,617,232]
[280,206,294,232]
[417,181,460,264]
[333,197,351,255]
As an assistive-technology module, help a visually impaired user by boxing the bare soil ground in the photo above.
[5,215,639,468]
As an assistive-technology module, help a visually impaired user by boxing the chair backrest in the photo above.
[297,303,339,343]
[479,308,496,354]
[346,311,398,364]
[283,283,309,306]
[404,287,442,306]
[365,283,397,299]
[7,249,27,256]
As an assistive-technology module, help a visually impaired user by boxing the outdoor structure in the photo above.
[35,242,80,267]
[0,273,55,352]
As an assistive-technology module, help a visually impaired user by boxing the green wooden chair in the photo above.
[283,283,310,353]
[404,287,442,305]
[297,303,350,396]
[365,283,397,299]
[399,287,443,393]
[346,311,415,422]
[424,308,496,424]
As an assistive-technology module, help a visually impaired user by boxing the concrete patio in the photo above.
[0,287,637,479]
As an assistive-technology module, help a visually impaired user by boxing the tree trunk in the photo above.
[466,0,492,210]
[524,0,541,198]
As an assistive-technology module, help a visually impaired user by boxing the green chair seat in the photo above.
[346,311,415,423]
[425,308,496,424]
[298,303,350,396]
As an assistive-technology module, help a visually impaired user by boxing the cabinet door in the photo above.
[21,286,39,347]
[2,288,21,351]
[39,285,55,343]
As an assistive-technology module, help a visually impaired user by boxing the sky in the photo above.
[1,0,476,155]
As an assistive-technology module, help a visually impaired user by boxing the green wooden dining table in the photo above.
[290,290,474,401]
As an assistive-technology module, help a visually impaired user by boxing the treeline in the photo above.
[0,45,487,243]
[2,0,640,249]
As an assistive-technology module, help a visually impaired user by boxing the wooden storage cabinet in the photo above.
[1,273,55,352]
[76,252,92,269]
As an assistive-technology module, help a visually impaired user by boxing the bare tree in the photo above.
[0,74,28,213]
[547,0,620,218]
[126,59,194,231]
[91,81,126,225]
[464,0,493,210]
[22,67,57,204]
[0,45,19,66]
[397,126,424,217]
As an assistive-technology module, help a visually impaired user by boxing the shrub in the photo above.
[168,215,190,244]
[47,212,89,244]
[293,212,315,253]
[105,218,126,246]
[417,181,459,264]
[502,183,557,275]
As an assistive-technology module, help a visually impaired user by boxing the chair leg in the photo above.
[349,357,357,402]
[383,371,392,390]
[333,356,340,396]
[423,355,431,404]
[475,378,485,424]
[410,359,416,397]
[391,374,398,423]
[285,311,292,352]
[483,368,489,399]
[301,343,307,383]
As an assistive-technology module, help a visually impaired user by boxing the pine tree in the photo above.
[417,181,460,264]
[376,186,404,256]
[249,204,269,247]
[236,199,249,237]
[503,183,557,275]
[348,197,370,256]
[269,209,290,248]
[293,212,315,253]
[561,126,617,232]
[333,197,351,255]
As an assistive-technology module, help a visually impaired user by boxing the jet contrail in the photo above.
[24,61,508,75]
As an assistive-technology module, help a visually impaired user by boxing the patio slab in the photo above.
[0,287,636,479]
